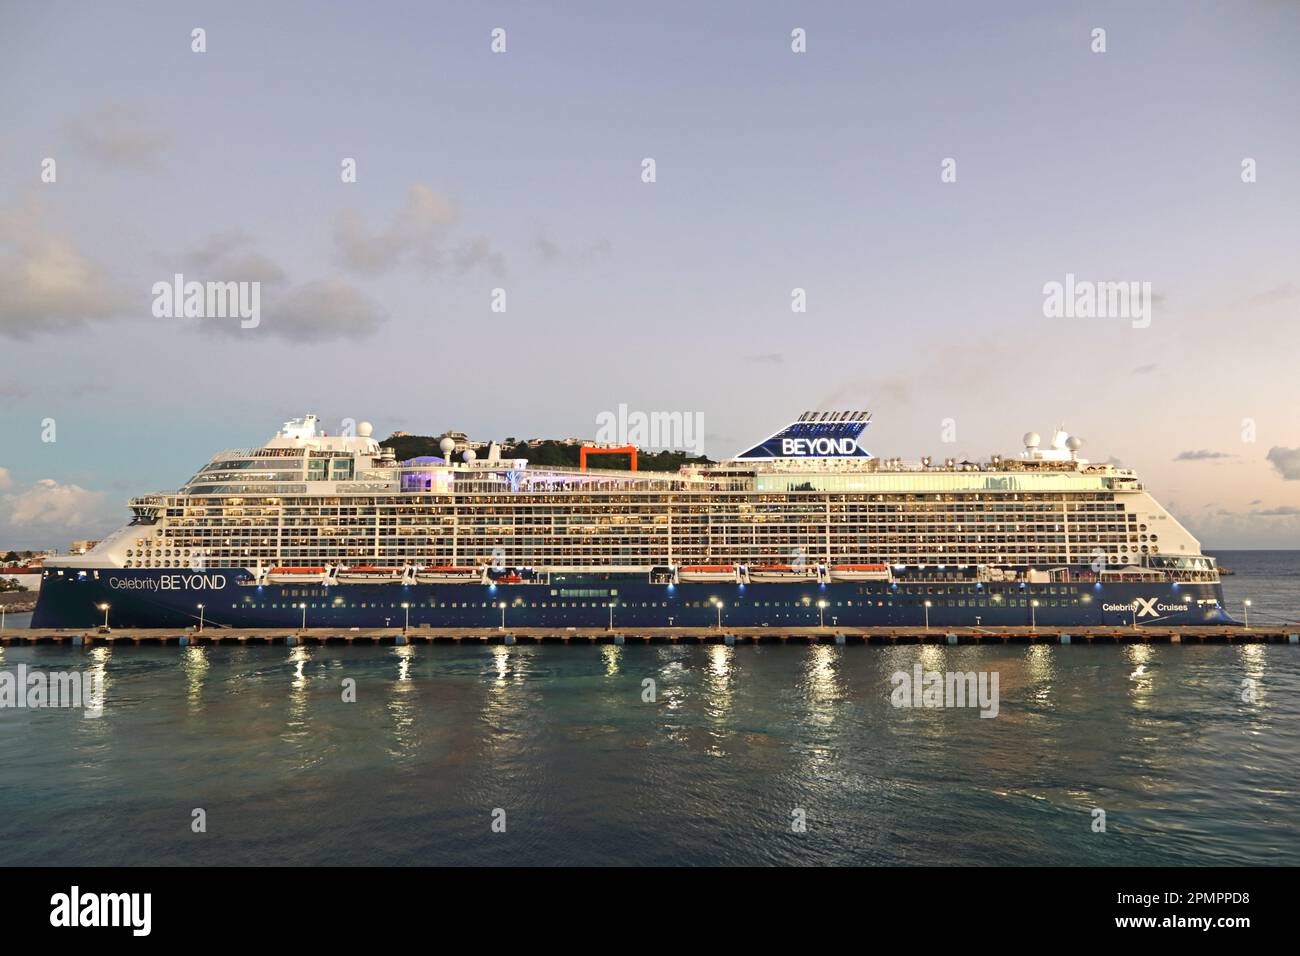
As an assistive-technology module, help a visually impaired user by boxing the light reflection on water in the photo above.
[183,645,209,714]
[0,642,1297,866]
[385,646,419,763]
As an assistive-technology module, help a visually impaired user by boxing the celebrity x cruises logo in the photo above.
[1134,596,1160,618]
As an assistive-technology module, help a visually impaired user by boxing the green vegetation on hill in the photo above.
[380,435,452,463]
[380,435,713,472]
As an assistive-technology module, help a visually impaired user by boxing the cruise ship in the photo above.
[32,412,1231,630]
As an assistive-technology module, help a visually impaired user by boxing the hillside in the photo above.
[380,435,713,472]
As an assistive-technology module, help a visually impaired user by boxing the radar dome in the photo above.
[462,449,477,463]
[1065,436,1083,451]
[356,421,373,438]
[1023,432,1041,448]
[439,437,456,456]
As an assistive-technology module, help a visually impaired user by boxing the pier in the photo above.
[1,625,1297,647]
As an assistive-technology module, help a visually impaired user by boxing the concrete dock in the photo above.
[1,625,1297,647]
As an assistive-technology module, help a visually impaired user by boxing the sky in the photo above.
[1,0,1298,550]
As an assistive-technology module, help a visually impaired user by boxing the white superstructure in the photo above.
[48,413,1217,583]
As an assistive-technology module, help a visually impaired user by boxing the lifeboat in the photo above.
[265,566,332,585]
[828,563,891,582]
[678,564,739,583]
[336,565,406,584]
[746,564,820,583]
[413,565,483,585]
[486,566,538,585]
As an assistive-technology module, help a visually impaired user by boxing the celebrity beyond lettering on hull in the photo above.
[33,412,1231,629]
[108,573,227,591]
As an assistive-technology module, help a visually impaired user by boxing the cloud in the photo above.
[1266,446,1300,480]
[818,376,911,409]
[172,233,377,341]
[0,196,128,337]
[818,341,1020,411]
[744,353,785,364]
[334,184,457,274]
[1247,283,1300,307]
[532,234,562,264]
[2,477,106,529]
[1174,449,1232,461]
[530,233,612,266]
[196,278,386,341]
[64,102,172,169]
[334,184,504,277]
[450,236,507,276]
[0,467,11,492]
[1254,506,1300,517]
[181,231,287,285]
[184,231,248,270]
[1131,363,1157,374]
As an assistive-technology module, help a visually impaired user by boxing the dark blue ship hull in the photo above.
[31,567,1234,629]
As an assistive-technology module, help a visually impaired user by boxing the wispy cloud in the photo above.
[530,233,612,266]
[334,184,505,277]
[182,230,287,285]
[197,277,386,342]
[63,102,172,169]
[1247,283,1300,307]
[171,232,382,341]
[1174,449,1232,461]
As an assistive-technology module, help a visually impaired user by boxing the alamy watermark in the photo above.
[50,886,150,936]
[152,273,260,329]
[890,664,999,718]
[595,404,705,456]
[1042,273,1152,329]
[0,665,104,717]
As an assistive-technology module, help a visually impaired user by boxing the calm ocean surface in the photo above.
[1,550,1297,866]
